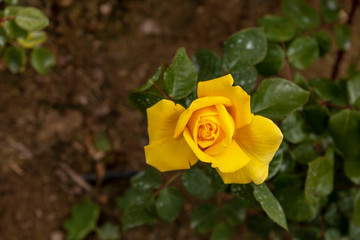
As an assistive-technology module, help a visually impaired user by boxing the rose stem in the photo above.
[149,79,174,101]
[281,42,293,82]
[331,0,359,81]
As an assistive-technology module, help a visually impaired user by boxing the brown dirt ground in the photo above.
[0,0,359,239]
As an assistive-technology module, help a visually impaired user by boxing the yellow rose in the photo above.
[144,74,283,184]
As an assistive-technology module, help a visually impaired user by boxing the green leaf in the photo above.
[334,25,351,50]
[256,42,285,76]
[15,7,49,31]
[231,184,258,207]
[288,36,319,70]
[303,105,329,134]
[305,157,334,203]
[116,188,152,210]
[312,31,332,57]
[4,46,26,74]
[276,188,318,222]
[338,188,358,218]
[247,215,275,237]
[155,187,183,222]
[134,64,167,93]
[329,110,360,184]
[0,27,6,54]
[193,49,223,82]
[181,167,215,199]
[30,47,55,74]
[190,203,219,233]
[64,198,100,240]
[274,173,302,189]
[350,221,360,240]
[267,149,284,180]
[347,73,360,106]
[210,222,235,240]
[93,131,112,152]
[17,31,47,49]
[164,48,197,99]
[310,77,347,105]
[230,65,257,93]
[4,6,21,17]
[321,0,339,22]
[4,19,27,39]
[97,222,121,240]
[204,165,227,192]
[4,0,19,4]
[324,203,341,227]
[253,183,288,230]
[282,0,320,30]
[222,28,267,70]
[290,226,322,240]
[130,168,162,192]
[122,201,156,230]
[127,92,164,114]
[293,143,318,164]
[281,111,307,144]
[341,152,360,186]
[258,15,296,42]
[251,78,309,121]
[294,72,310,90]
[222,198,246,226]
[353,191,360,226]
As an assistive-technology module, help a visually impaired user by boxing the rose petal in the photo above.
[186,106,219,146]
[145,137,198,171]
[197,74,252,129]
[145,100,198,171]
[174,96,232,138]
[215,104,235,145]
[219,115,283,184]
[235,115,283,165]
[216,160,268,184]
[147,99,184,143]
[183,128,250,173]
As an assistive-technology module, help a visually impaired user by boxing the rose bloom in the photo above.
[144,74,283,184]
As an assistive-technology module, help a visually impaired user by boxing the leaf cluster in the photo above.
[0,1,55,74]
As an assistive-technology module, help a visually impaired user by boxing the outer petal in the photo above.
[145,100,198,171]
[147,99,185,143]
[197,74,252,129]
[174,96,232,138]
[183,128,250,173]
[235,115,283,165]
[220,115,283,184]
[145,137,198,172]
[217,160,269,184]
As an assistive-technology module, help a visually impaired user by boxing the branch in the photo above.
[281,42,293,82]
[331,0,359,80]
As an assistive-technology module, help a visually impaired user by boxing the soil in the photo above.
[0,0,359,240]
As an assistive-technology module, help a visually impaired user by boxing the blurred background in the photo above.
[0,0,358,239]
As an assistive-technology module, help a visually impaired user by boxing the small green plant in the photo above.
[64,0,360,239]
[0,0,55,74]
[64,198,121,240]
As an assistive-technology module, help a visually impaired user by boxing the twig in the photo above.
[320,214,325,240]
[149,79,173,101]
[331,0,359,80]
[59,163,92,192]
[320,100,357,110]
[7,137,33,160]
[281,42,293,82]
[152,171,182,198]
[8,161,24,176]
